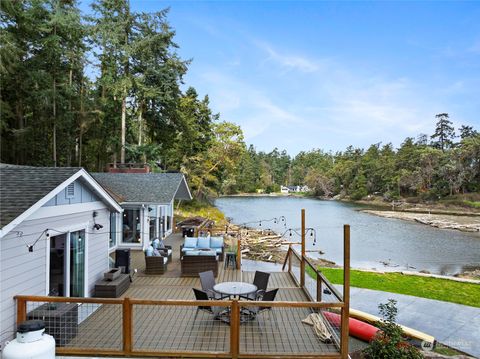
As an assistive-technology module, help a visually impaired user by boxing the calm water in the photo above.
[215,196,480,275]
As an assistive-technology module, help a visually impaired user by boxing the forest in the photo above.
[1,1,479,202]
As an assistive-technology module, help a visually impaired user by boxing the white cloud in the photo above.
[199,70,303,141]
[187,33,479,154]
[255,41,321,73]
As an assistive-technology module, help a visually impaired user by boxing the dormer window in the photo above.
[65,183,75,199]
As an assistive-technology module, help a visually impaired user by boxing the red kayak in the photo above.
[322,311,379,342]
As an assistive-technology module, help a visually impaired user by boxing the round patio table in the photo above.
[213,282,257,298]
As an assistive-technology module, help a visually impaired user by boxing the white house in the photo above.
[0,164,123,347]
[92,172,192,251]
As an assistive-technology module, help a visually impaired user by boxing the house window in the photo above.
[65,183,75,198]
[122,208,141,244]
[149,218,157,241]
[110,213,118,248]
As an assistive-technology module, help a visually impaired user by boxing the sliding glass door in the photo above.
[69,230,85,297]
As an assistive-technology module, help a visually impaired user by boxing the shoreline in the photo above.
[220,193,480,233]
[361,209,480,233]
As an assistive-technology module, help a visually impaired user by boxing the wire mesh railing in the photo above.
[288,247,302,286]
[281,245,349,357]
[19,297,123,355]
[131,300,231,355]
[303,255,343,303]
[16,295,345,358]
[238,301,343,357]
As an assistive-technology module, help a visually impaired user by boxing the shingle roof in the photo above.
[91,172,191,204]
[0,164,82,228]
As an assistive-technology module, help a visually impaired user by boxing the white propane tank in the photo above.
[3,320,55,359]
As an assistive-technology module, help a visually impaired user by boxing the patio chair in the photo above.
[245,288,279,334]
[199,270,228,299]
[241,270,270,300]
[192,288,228,322]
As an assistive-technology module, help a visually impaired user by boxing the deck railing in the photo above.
[16,295,344,358]
[282,224,351,358]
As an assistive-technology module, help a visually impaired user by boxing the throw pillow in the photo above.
[197,237,210,249]
[145,246,154,257]
[184,237,198,248]
[210,237,224,248]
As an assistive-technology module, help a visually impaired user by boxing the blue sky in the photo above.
[82,1,480,155]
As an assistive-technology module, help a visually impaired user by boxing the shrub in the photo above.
[363,300,423,359]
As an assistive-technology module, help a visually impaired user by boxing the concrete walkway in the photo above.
[241,259,480,356]
[338,286,480,358]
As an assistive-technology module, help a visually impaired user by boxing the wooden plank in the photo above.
[15,295,123,304]
[231,300,240,359]
[16,296,26,324]
[340,224,350,359]
[123,297,132,354]
[300,209,306,287]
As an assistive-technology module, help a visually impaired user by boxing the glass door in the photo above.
[69,230,85,297]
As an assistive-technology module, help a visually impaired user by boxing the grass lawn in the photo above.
[315,267,480,308]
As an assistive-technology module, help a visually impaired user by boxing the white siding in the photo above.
[0,206,111,348]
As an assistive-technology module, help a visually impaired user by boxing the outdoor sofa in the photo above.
[180,236,225,261]
[181,250,219,277]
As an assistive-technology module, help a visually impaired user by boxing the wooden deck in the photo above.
[65,245,340,355]
[50,235,341,356]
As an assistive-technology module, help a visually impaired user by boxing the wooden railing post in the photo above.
[236,237,241,270]
[123,297,132,355]
[316,272,322,302]
[288,246,292,273]
[340,225,350,358]
[230,300,240,359]
[16,296,27,324]
[300,209,306,287]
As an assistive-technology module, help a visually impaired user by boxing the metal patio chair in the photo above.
[192,288,228,322]
[245,288,279,334]
[241,270,270,300]
[199,270,228,299]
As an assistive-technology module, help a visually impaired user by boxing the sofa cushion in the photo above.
[185,250,216,256]
[184,237,198,248]
[201,250,217,256]
[182,247,196,252]
[210,237,224,249]
[197,237,210,249]
[145,246,154,257]
[214,248,223,254]
[186,250,201,256]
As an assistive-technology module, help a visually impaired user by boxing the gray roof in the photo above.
[0,165,82,228]
[91,172,192,204]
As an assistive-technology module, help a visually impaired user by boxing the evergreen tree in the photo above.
[459,125,478,139]
[431,113,455,152]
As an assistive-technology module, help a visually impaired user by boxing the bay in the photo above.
[215,196,480,275]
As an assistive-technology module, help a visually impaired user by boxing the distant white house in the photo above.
[282,185,310,194]
[92,172,192,251]
[0,164,123,347]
